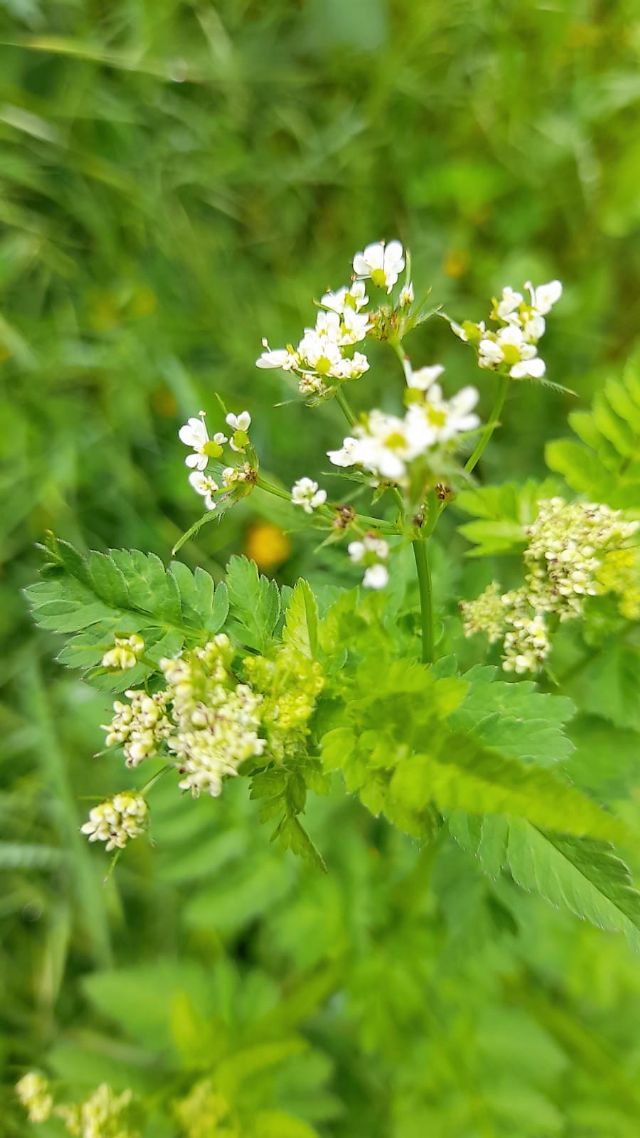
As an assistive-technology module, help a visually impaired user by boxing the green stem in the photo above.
[335,386,357,427]
[256,474,292,502]
[465,373,509,476]
[412,538,435,664]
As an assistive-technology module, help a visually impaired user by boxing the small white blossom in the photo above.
[189,471,219,510]
[291,477,327,514]
[404,360,445,391]
[327,436,361,467]
[102,633,144,671]
[179,413,224,471]
[339,306,370,345]
[321,280,368,314]
[349,536,389,563]
[81,792,148,852]
[349,534,390,589]
[510,357,546,379]
[363,563,389,589]
[525,279,562,315]
[256,340,299,370]
[226,410,251,433]
[496,286,523,320]
[353,240,405,293]
[399,282,414,307]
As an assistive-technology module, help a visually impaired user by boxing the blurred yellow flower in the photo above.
[244,521,291,570]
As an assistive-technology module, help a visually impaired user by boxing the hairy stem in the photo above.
[412,537,435,664]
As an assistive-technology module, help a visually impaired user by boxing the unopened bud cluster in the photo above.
[16,1075,140,1138]
[160,636,265,798]
[81,791,148,852]
[462,498,639,673]
[101,633,144,670]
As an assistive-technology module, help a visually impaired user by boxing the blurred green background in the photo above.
[3,2,640,1135]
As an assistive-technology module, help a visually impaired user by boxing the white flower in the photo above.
[399,282,414,307]
[327,436,361,467]
[404,361,445,391]
[496,286,523,321]
[81,792,148,852]
[421,384,480,442]
[510,357,546,379]
[226,410,251,432]
[353,240,405,293]
[256,344,299,370]
[102,634,145,670]
[363,563,389,589]
[297,329,345,376]
[336,352,369,379]
[321,280,368,313]
[339,306,370,345]
[189,471,219,510]
[314,310,342,340]
[349,535,389,589]
[226,411,251,451]
[291,477,327,514]
[348,535,389,563]
[179,414,219,471]
[525,279,562,315]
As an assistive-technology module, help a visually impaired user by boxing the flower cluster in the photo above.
[348,534,390,589]
[81,791,149,852]
[16,1076,140,1138]
[328,363,479,484]
[92,636,325,851]
[462,498,639,672]
[291,476,327,514]
[101,633,144,671]
[256,240,411,400]
[160,636,265,798]
[104,688,171,766]
[16,1073,53,1123]
[452,279,562,379]
[179,410,255,512]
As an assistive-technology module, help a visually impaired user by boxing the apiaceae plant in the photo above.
[24,239,640,962]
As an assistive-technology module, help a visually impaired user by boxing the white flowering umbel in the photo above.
[452,279,562,379]
[101,633,144,670]
[160,635,265,798]
[462,498,640,673]
[256,242,412,401]
[16,1073,53,1123]
[81,792,148,852]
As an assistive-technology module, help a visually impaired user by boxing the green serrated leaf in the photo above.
[283,579,319,659]
[392,736,626,843]
[226,555,281,652]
